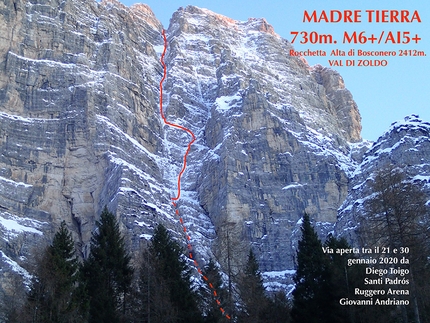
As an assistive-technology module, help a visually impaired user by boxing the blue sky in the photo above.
[119,0,429,142]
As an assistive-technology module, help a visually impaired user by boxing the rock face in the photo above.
[164,6,362,274]
[0,0,376,291]
[0,0,172,282]
[336,115,430,245]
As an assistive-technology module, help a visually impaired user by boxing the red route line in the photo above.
[160,29,196,202]
[159,29,231,321]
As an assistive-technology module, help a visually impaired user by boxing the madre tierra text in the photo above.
[303,10,421,23]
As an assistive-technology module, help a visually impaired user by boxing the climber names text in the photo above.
[323,246,411,306]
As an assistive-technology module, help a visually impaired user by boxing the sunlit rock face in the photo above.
[1,0,372,292]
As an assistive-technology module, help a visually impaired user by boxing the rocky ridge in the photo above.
[0,0,427,294]
[335,115,430,244]
[163,6,363,279]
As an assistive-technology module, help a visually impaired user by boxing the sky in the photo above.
[119,0,429,142]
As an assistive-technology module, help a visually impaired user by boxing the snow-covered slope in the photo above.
[2,0,426,295]
[336,115,430,243]
[162,6,364,278]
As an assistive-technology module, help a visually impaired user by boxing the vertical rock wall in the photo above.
[0,0,367,292]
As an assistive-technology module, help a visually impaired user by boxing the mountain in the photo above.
[0,0,428,295]
[336,114,430,244]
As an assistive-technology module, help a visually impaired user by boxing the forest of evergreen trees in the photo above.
[0,207,289,323]
[1,166,430,322]
[290,167,430,323]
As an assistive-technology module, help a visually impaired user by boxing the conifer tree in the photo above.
[291,214,333,323]
[323,235,357,323]
[264,291,291,323]
[26,221,86,323]
[291,217,394,323]
[201,259,228,323]
[237,249,268,323]
[324,235,394,323]
[142,224,203,323]
[137,246,177,323]
[363,166,430,323]
[81,206,133,323]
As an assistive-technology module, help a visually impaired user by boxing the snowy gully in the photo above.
[159,29,231,320]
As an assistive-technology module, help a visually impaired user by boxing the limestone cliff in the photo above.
[0,0,171,283]
[0,0,368,291]
[164,6,362,277]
